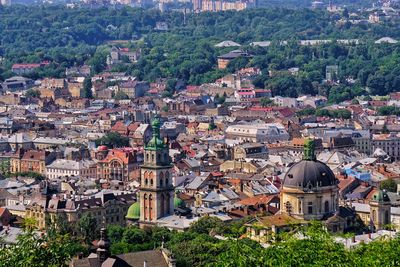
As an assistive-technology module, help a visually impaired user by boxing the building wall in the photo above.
[280,186,339,221]
[354,138,371,155]
[372,138,400,160]
[20,160,46,174]
[217,59,230,70]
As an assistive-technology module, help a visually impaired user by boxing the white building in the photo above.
[372,133,400,160]
[225,123,289,143]
[271,96,298,108]
[46,159,96,179]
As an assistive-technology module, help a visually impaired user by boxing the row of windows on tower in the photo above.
[145,152,169,164]
[142,193,171,221]
[143,171,170,187]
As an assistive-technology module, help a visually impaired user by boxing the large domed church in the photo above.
[247,139,390,240]
[280,139,339,221]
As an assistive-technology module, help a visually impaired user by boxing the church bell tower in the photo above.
[139,116,174,227]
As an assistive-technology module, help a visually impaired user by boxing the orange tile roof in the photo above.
[238,194,278,206]
[100,148,135,164]
[365,188,378,201]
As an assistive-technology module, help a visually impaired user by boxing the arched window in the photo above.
[150,179,153,186]
[144,194,147,220]
[308,202,313,214]
[149,194,153,221]
[166,193,171,214]
[159,172,164,187]
[146,153,149,163]
[161,194,165,216]
[324,201,329,213]
[165,172,169,185]
[385,210,389,225]
[145,178,148,186]
[157,153,161,162]
[151,154,154,163]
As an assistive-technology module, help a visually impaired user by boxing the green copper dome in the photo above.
[126,202,140,220]
[373,189,390,202]
[146,136,166,149]
[174,196,185,208]
[146,115,167,150]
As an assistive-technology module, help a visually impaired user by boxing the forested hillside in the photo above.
[1,6,400,100]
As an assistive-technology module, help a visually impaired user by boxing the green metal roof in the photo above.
[145,116,167,150]
[126,201,140,220]
[174,196,185,208]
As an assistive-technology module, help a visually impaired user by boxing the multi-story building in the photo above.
[351,189,392,230]
[46,159,97,179]
[11,63,41,75]
[107,47,141,65]
[233,143,268,160]
[10,149,56,175]
[25,192,135,229]
[371,133,400,160]
[226,123,289,143]
[119,80,150,98]
[97,148,140,181]
[217,50,251,70]
[193,0,249,12]
[33,137,70,150]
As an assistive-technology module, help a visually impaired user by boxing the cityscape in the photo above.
[1,0,400,266]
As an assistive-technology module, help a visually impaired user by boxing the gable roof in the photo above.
[215,40,241,47]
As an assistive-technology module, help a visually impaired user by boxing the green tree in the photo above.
[77,213,98,245]
[0,159,10,175]
[83,77,93,99]
[378,106,399,116]
[189,217,225,235]
[0,229,82,267]
[25,89,41,98]
[260,97,273,107]
[380,178,397,193]
[95,132,129,148]
[114,91,129,100]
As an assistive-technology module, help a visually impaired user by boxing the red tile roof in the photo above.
[238,194,279,206]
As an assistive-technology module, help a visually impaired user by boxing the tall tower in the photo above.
[139,116,174,227]
[369,189,391,231]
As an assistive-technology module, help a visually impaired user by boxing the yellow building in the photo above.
[25,193,135,230]
[67,82,83,98]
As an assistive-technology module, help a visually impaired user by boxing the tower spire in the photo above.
[303,138,316,161]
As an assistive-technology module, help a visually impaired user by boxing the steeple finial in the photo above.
[303,138,316,161]
[97,227,110,263]
[151,115,161,137]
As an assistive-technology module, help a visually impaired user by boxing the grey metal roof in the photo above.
[283,160,338,189]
